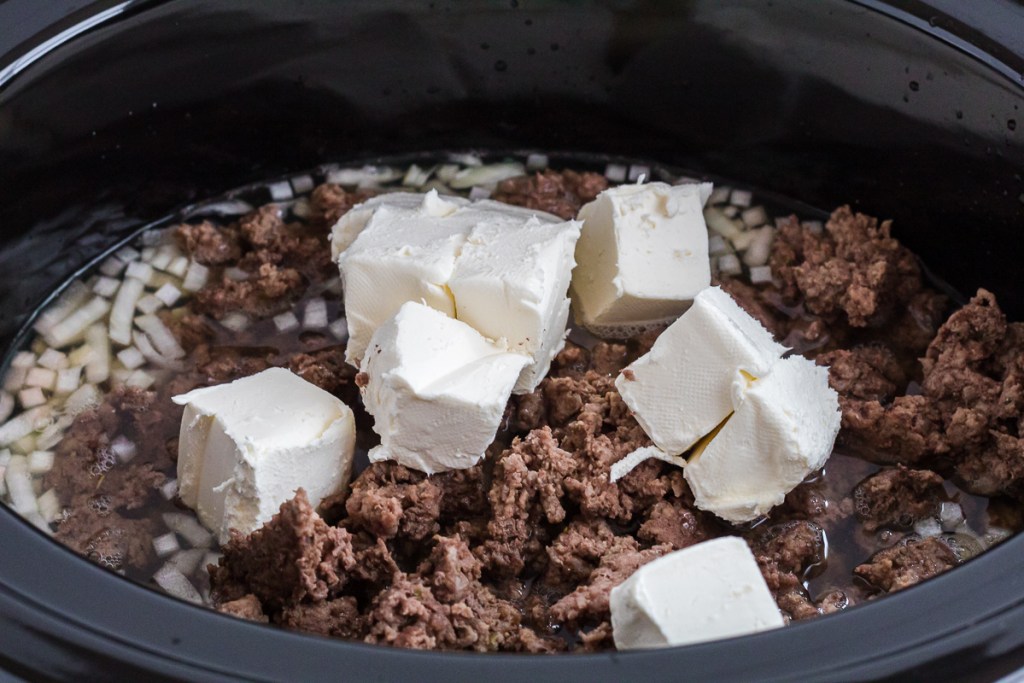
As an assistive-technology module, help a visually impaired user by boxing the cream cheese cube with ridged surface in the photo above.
[337,191,472,365]
[615,285,786,456]
[173,367,355,544]
[610,536,784,650]
[360,301,530,474]
[449,216,582,393]
[572,181,713,335]
[684,355,841,523]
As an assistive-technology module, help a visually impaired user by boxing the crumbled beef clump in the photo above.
[853,466,945,532]
[491,170,609,220]
[854,537,958,592]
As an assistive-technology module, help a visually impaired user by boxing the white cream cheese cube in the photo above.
[684,355,841,523]
[572,182,713,334]
[172,367,355,544]
[337,191,471,365]
[615,286,786,455]
[329,192,462,259]
[610,536,784,650]
[449,216,582,394]
[361,301,529,474]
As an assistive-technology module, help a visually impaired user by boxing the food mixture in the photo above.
[1,154,1021,653]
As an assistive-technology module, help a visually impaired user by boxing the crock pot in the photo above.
[1,1,1022,680]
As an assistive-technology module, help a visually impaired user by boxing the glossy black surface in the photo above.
[0,1,1022,681]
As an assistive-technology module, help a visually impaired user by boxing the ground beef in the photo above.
[770,206,923,328]
[307,184,376,228]
[854,536,959,592]
[818,345,905,403]
[637,498,714,550]
[345,462,443,543]
[192,263,304,319]
[210,490,356,611]
[288,346,353,394]
[218,594,269,623]
[175,221,241,265]
[363,575,455,650]
[746,520,825,619]
[278,597,362,638]
[853,466,946,532]
[491,170,609,220]
[543,519,617,589]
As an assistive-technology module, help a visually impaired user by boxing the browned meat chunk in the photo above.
[218,594,269,623]
[175,221,241,265]
[491,170,608,220]
[345,462,442,542]
[854,536,958,592]
[853,466,945,532]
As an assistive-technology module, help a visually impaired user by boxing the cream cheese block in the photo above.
[615,285,786,456]
[572,181,713,336]
[360,301,529,474]
[172,367,356,544]
[684,355,841,523]
[610,536,784,650]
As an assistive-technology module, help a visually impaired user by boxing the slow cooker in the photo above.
[0,1,1022,680]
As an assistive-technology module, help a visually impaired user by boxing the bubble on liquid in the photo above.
[89,495,113,517]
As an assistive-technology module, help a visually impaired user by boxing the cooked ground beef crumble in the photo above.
[33,168,1024,652]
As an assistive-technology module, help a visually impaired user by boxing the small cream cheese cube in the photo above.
[610,536,784,649]
[684,355,841,523]
[615,285,785,456]
[172,367,355,544]
[572,182,713,335]
[361,301,529,474]
[449,215,582,393]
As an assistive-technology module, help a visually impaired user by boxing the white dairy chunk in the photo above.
[449,216,582,393]
[172,367,355,544]
[610,536,784,650]
[684,355,841,523]
[361,301,529,474]
[335,191,578,392]
[615,286,786,455]
[337,191,471,364]
[572,182,713,334]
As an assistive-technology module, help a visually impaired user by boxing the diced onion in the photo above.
[36,488,61,523]
[914,518,942,538]
[110,435,137,463]
[707,186,731,205]
[0,393,13,424]
[140,247,156,262]
[27,450,55,474]
[707,234,730,256]
[468,186,492,200]
[150,245,179,271]
[84,324,110,384]
[33,280,90,336]
[98,257,126,277]
[134,315,185,359]
[447,153,483,167]
[940,502,965,532]
[435,164,460,183]
[24,367,57,390]
[182,261,209,292]
[525,153,548,171]
[154,283,182,307]
[604,163,627,182]
[132,330,184,371]
[303,298,328,329]
[116,347,145,370]
[742,227,775,267]
[718,254,743,276]
[402,164,434,188]
[166,256,190,278]
[741,206,768,228]
[18,387,46,409]
[729,189,753,207]
[126,369,156,389]
[34,422,64,451]
[224,267,249,282]
[326,165,402,187]
[44,296,111,348]
[449,162,526,189]
[219,312,250,333]
[136,294,165,315]
[322,277,344,296]
[723,206,740,219]
[153,532,181,558]
[125,261,154,285]
[37,348,69,370]
[110,278,146,346]
[11,351,36,369]
[267,181,293,201]
[153,565,203,604]
[704,207,744,242]
[5,456,37,515]
[2,366,27,393]
[162,512,214,549]
[116,246,141,263]
[291,198,312,219]
[54,366,83,395]
[274,312,300,333]
[68,343,94,368]
[610,446,687,483]
[290,175,315,194]
[328,317,349,341]
[167,548,206,576]
[64,384,100,417]
[628,164,650,182]
[160,478,179,500]
[185,200,254,219]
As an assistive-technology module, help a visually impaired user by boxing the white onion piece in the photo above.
[704,207,744,242]
[447,153,483,167]
[0,450,11,467]
[327,165,402,187]
[67,344,93,368]
[940,502,965,531]
[730,229,755,251]
[136,294,165,315]
[742,227,775,267]
[18,387,46,408]
[116,347,145,370]
[730,189,752,207]
[24,367,56,390]
[64,384,100,417]
[5,456,37,514]
[153,565,203,603]
[290,175,315,194]
[167,256,190,278]
[166,548,206,576]
[36,488,61,523]
[628,164,650,182]
[150,245,178,271]
[126,369,156,390]
[0,393,13,424]
[27,450,54,474]
[402,164,434,188]
[322,277,343,296]
[420,179,457,196]
[182,261,209,292]
[153,532,181,558]
[291,198,312,219]
[526,153,548,171]
[723,205,740,219]
[224,267,249,282]
[303,298,328,329]
[154,283,182,307]
[435,164,460,183]
[707,234,730,256]
[125,260,153,285]
[54,366,82,395]
[718,254,742,276]
[3,366,27,393]
[185,199,254,218]
[267,181,293,201]
[84,324,110,384]
[110,278,145,346]
[134,315,185,359]
[449,162,525,189]
[741,206,768,228]
[604,163,627,182]
[110,435,137,463]
[11,352,36,369]
[44,296,110,348]
[219,313,249,333]
[33,281,90,336]
[140,247,156,263]
[328,317,348,341]
[34,423,64,451]
[708,186,731,205]
[468,186,492,200]
[37,349,69,371]
[99,257,126,277]
[162,512,214,549]
[161,478,179,500]
[610,446,687,483]
[132,331,184,371]
[273,311,300,333]
[116,246,141,263]
[201,552,222,575]
[914,518,942,538]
